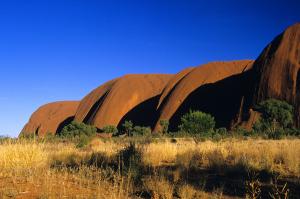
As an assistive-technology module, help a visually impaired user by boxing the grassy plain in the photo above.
[0,137,299,198]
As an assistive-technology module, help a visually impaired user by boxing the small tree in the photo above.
[122,120,133,136]
[159,120,169,134]
[179,110,215,136]
[256,99,293,128]
[102,125,118,135]
[254,99,294,138]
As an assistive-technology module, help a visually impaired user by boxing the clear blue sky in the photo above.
[0,0,299,137]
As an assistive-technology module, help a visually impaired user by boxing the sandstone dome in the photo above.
[74,74,173,129]
[21,101,79,137]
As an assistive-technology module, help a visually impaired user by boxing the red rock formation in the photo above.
[74,79,118,124]
[21,101,79,137]
[154,60,254,131]
[75,74,173,129]
[251,23,300,127]
[157,67,194,109]
[20,23,300,137]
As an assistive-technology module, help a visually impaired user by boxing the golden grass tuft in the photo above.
[177,184,197,199]
[143,176,174,199]
[0,140,48,170]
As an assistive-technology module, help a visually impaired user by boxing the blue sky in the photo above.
[0,0,299,137]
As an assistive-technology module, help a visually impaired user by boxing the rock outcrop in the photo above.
[249,23,300,127]
[74,74,172,129]
[154,60,254,132]
[21,101,79,137]
[20,23,300,136]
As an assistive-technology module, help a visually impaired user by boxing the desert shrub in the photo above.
[285,127,300,136]
[256,99,294,128]
[132,126,151,136]
[212,133,222,141]
[254,99,294,139]
[102,125,118,135]
[179,110,215,136]
[233,126,253,137]
[122,120,133,136]
[215,127,227,136]
[76,135,90,148]
[19,133,36,140]
[59,121,97,138]
[159,120,169,134]
[42,132,57,142]
[212,127,228,141]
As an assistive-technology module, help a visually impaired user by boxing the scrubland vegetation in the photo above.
[3,99,300,198]
[0,137,299,198]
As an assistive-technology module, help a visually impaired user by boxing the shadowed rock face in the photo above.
[250,23,300,127]
[21,101,79,137]
[154,60,254,132]
[75,74,173,129]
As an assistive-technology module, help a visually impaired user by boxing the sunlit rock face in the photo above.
[74,74,173,129]
[21,101,79,137]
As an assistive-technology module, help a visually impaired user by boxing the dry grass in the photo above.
[0,140,131,199]
[141,138,300,177]
[143,176,174,199]
[0,167,131,199]
[177,184,197,199]
[0,138,299,198]
[0,140,48,170]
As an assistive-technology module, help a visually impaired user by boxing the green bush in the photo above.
[285,127,300,136]
[102,125,118,135]
[159,120,169,134]
[132,126,151,136]
[122,120,133,136]
[76,135,90,148]
[256,99,294,128]
[59,121,97,138]
[215,127,227,136]
[43,132,57,142]
[254,99,294,139]
[211,128,228,141]
[19,133,36,140]
[179,110,215,136]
